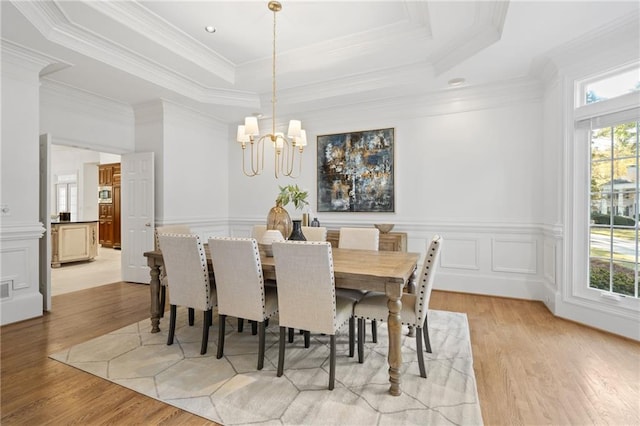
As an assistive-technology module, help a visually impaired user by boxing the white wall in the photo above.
[0,46,46,324]
[228,79,548,301]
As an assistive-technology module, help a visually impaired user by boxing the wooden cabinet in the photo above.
[326,230,407,252]
[98,163,121,249]
[51,221,98,267]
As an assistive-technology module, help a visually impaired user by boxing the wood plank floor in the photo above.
[1,282,639,425]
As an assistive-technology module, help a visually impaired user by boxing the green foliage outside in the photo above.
[590,258,636,296]
[591,212,636,226]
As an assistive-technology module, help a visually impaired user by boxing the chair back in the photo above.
[251,225,267,241]
[157,233,213,311]
[338,227,379,251]
[272,241,338,335]
[208,237,268,322]
[415,235,443,325]
[155,224,191,250]
[301,226,327,242]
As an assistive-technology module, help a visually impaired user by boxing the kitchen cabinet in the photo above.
[98,163,121,248]
[51,221,98,267]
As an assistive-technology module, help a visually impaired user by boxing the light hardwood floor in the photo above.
[1,283,639,425]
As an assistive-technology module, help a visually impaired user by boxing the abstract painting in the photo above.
[317,128,394,212]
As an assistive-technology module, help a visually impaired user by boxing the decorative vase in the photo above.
[288,219,306,241]
[267,201,292,239]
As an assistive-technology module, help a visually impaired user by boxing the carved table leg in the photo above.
[406,266,417,338]
[386,281,403,396]
[147,257,161,333]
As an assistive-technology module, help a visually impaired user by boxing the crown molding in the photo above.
[11,0,259,108]
[0,39,63,72]
[530,10,640,85]
[430,0,510,76]
[84,0,235,84]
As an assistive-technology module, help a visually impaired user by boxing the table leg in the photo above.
[386,282,403,396]
[147,257,161,333]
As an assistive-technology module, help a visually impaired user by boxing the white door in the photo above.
[121,152,155,283]
[39,134,52,311]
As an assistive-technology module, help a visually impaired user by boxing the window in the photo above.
[589,121,639,298]
[55,174,77,218]
[582,65,640,105]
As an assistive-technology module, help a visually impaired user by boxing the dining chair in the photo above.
[337,227,380,344]
[157,233,216,355]
[354,235,443,378]
[300,226,327,242]
[155,224,192,317]
[272,241,356,390]
[208,237,278,370]
[251,224,267,242]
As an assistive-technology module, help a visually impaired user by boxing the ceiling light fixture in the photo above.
[236,1,306,178]
[204,26,216,33]
[448,78,466,87]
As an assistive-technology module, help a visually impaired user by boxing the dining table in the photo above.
[143,245,420,396]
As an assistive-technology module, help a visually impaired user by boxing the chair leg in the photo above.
[201,309,211,355]
[167,305,177,345]
[277,326,286,377]
[159,286,166,318]
[329,335,336,390]
[251,320,258,336]
[265,318,269,328]
[238,318,244,332]
[288,327,294,343]
[304,330,310,348]
[257,321,266,370]
[357,318,365,363]
[188,308,195,326]
[416,326,426,378]
[348,317,355,357]
[423,316,432,353]
[217,314,226,359]
[371,320,377,343]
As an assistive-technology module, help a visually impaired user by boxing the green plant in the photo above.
[276,184,309,210]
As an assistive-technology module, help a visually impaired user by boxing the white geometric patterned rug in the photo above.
[50,309,483,425]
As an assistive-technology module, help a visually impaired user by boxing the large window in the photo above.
[589,121,639,298]
[55,174,77,218]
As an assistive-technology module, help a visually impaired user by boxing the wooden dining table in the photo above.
[143,245,419,396]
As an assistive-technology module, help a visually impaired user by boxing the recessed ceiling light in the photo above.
[448,78,466,87]
[205,26,216,33]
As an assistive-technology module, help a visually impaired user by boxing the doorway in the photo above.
[48,144,122,295]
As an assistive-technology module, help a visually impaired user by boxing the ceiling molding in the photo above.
[529,10,640,85]
[84,0,235,84]
[403,0,432,33]
[430,0,510,76]
[11,0,259,108]
[0,39,64,71]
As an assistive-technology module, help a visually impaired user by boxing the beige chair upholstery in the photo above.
[272,241,356,390]
[337,226,381,343]
[251,224,267,242]
[300,226,327,241]
[338,227,379,250]
[354,235,443,378]
[157,233,216,355]
[208,237,278,370]
[155,224,192,317]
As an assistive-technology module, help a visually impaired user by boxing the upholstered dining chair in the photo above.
[157,233,216,355]
[272,241,356,390]
[337,227,381,344]
[155,224,192,317]
[354,235,443,378]
[300,226,327,242]
[251,224,267,242]
[208,237,278,370]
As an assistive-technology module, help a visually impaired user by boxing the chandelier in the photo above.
[236,1,306,178]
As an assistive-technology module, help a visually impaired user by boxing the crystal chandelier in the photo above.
[236,1,306,178]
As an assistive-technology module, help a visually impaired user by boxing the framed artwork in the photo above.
[317,127,394,212]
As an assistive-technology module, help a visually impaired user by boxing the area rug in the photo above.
[50,309,483,425]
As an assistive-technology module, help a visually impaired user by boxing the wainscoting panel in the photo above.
[491,238,538,274]
[439,238,480,270]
